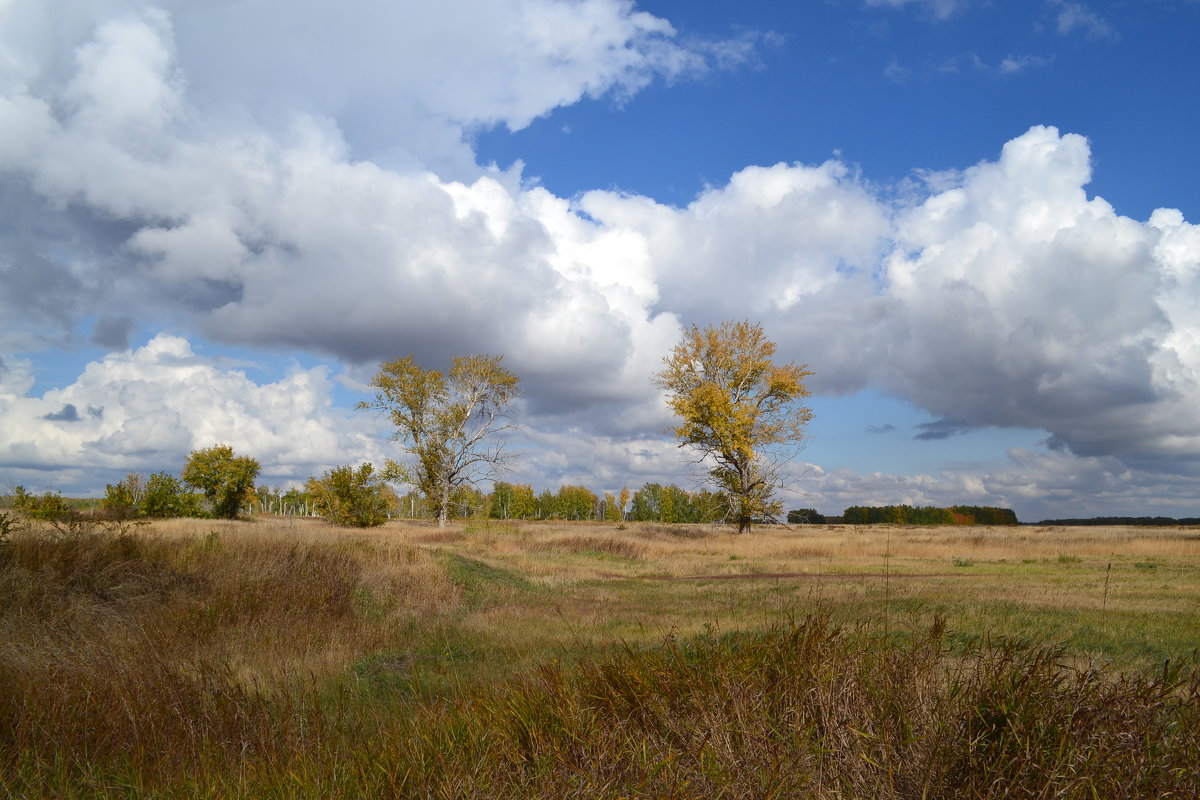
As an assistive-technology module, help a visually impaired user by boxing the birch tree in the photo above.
[359,354,519,527]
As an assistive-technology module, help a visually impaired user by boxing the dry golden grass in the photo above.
[3,515,1199,798]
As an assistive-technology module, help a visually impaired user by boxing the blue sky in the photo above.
[2,0,1199,521]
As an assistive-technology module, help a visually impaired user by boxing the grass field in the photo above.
[2,516,1198,797]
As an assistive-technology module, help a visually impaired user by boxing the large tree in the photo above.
[655,320,813,533]
[182,444,260,519]
[359,354,519,527]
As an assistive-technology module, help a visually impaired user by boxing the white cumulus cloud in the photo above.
[0,334,382,482]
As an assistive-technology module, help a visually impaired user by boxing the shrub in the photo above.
[307,463,395,527]
[11,486,72,521]
[142,472,189,518]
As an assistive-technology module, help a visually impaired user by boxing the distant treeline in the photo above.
[837,505,1019,526]
[1036,516,1200,527]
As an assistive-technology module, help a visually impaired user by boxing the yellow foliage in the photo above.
[655,320,812,532]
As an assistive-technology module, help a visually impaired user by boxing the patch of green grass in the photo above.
[442,552,533,605]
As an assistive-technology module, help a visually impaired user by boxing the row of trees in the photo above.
[357,321,814,532]
[486,482,729,524]
[240,480,731,527]
[840,505,1019,526]
[82,449,734,529]
[21,321,1023,533]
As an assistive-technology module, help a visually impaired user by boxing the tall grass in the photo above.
[368,617,1198,799]
[0,523,458,791]
[2,521,1198,798]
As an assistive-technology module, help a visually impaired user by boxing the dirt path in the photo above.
[602,571,965,581]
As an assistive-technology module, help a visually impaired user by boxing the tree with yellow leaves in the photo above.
[655,321,812,533]
[359,354,519,527]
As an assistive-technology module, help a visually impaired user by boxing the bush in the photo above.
[142,472,189,518]
[307,463,395,527]
[11,486,72,521]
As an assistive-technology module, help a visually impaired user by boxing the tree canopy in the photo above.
[182,444,260,519]
[359,354,519,527]
[655,320,812,533]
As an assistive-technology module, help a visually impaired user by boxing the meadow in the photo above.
[2,516,1198,798]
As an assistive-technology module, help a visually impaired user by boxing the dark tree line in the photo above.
[840,505,1019,526]
[1037,516,1200,526]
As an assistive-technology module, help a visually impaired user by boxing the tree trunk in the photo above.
[738,463,753,533]
[438,483,450,528]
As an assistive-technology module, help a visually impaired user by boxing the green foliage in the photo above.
[488,481,537,520]
[142,472,191,518]
[602,490,624,522]
[11,486,72,521]
[629,483,727,523]
[306,463,395,527]
[655,320,813,532]
[841,504,1019,525]
[281,486,314,516]
[550,484,598,521]
[787,508,827,524]
[394,489,427,519]
[359,353,519,527]
[1038,515,1200,526]
[0,511,21,544]
[101,479,138,519]
[182,445,261,519]
[450,484,489,519]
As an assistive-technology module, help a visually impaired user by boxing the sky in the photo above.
[1,0,1198,522]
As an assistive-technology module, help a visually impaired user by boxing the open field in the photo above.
[2,517,1198,797]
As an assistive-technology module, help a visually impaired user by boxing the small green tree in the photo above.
[450,485,489,519]
[182,445,260,519]
[307,463,394,528]
[142,472,186,518]
[102,478,139,519]
[603,491,623,522]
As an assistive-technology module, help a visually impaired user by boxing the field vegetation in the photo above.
[2,516,1198,798]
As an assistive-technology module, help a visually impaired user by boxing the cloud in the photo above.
[0,334,385,482]
[913,419,974,441]
[998,54,1054,75]
[90,316,134,349]
[0,0,735,419]
[864,0,964,21]
[879,126,1200,463]
[43,403,81,422]
[1052,1,1117,41]
[884,59,913,83]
